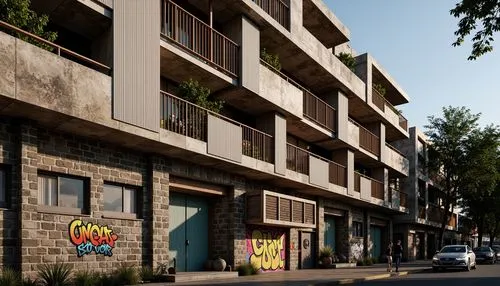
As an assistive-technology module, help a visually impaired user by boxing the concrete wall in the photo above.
[324,90,348,143]
[383,145,410,176]
[347,121,360,149]
[360,176,371,201]
[259,64,303,117]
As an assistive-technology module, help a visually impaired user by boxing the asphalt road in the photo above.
[361,263,500,286]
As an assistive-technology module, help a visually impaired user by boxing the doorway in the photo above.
[370,226,382,260]
[324,215,336,250]
[300,231,316,269]
[169,192,209,272]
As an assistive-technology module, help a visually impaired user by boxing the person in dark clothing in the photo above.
[386,241,393,272]
[393,240,403,272]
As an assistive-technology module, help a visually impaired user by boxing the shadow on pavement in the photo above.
[362,277,499,286]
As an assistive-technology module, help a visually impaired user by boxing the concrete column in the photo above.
[372,167,389,203]
[353,54,370,102]
[289,0,303,34]
[324,90,349,143]
[317,198,325,251]
[229,183,247,268]
[150,158,170,270]
[379,122,386,162]
[364,211,370,258]
[256,112,287,175]
[224,15,260,94]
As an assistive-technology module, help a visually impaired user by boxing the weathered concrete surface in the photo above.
[259,64,303,117]
[348,120,360,149]
[384,144,410,176]
[0,32,16,99]
[360,176,372,201]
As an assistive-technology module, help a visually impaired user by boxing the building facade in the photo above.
[0,0,410,275]
[393,127,460,261]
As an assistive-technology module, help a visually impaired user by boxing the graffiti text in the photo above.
[246,229,285,271]
[68,219,118,257]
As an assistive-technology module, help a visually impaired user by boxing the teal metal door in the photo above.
[370,226,382,259]
[169,193,209,272]
[324,216,336,250]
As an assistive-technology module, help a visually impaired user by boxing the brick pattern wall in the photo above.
[288,229,299,270]
[150,157,170,269]
[0,119,19,270]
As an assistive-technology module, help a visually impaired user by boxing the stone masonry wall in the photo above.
[0,118,19,271]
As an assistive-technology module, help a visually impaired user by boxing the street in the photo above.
[361,264,500,286]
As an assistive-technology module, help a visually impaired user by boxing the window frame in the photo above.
[352,221,364,237]
[102,182,142,220]
[0,164,10,208]
[37,171,89,215]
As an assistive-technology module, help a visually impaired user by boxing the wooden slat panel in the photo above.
[292,201,303,224]
[207,114,242,163]
[113,0,160,132]
[279,198,291,222]
[304,203,314,224]
[265,195,278,220]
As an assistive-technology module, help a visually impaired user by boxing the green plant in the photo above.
[261,48,281,71]
[319,246,334,260]
[37,263,72,286]
[0,0,58,51]
[236,262,260,276]
[139,266,155,282]
[0,268,21,286]
[178,79,224,113]
[22,277,40,286]
[373,83,386,97]
[74,270,99,286]
[337,52,356,71]
[113,265,139,286]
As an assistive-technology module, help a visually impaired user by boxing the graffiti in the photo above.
[246,228,286,271]
[68,219,118,257]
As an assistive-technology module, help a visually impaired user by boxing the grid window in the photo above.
[38,173,86,210]
[353,221,363,237]
[0,168,6,206]
[103,184,138,214]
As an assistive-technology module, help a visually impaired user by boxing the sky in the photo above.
[325,0,500,131]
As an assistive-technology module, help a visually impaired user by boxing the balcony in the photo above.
[383,143,409,176]
[161,0,239,77]
[286,143,347,188]
[350,119,380,157]
[372,88,385,112]
[160,91,274,163]
[354,172,384,201]
[251,0,290,29]
[371,179,384,200]
[389,187,408,209]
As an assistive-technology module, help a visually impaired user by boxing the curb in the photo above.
[332,268,430,285]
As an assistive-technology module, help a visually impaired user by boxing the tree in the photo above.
[460,126,500,246]
[425,106,481,249]
[450,0,500,60]
[0,0,57,50]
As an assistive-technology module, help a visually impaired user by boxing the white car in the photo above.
[432,245,476,271]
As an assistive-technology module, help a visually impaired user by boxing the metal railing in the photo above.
[252,0,290,29]
[371,179,384,200]
[372,88,385,112]
[161,0,239,77]
[260,59,337,132]
[418,206,426,219]
[0,20,111,74]
[357,123,380,156]
[286,143,309,174]
[329,161,347,187]
[398,113,408,131]
[160,91,274,163]
[354,172,361,192]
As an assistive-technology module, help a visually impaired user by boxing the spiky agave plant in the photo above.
[37,262,72,286]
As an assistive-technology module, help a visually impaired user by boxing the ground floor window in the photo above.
[38,172,87,212]
[103,183,139,214]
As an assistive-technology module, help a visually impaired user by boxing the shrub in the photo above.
[178,79,224,113]
[22,277,40,286]
[139,266,155,282]
[319,246,334,260]
[0,268,21,286]
[236,262,260,276]
[113,265,139,286]
[261,48,281,71]
[74,270,100,286]
[373,83,386,97]
[337,52,356,71]
[37,263,72,286]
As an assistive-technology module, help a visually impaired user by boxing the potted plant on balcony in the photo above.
[336,52,356,72]
[373,83,386,97]
[319,246,335,268]
[261,48,281,71]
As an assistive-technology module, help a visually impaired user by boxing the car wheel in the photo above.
[432,267,439,272]
[466,259,471,271]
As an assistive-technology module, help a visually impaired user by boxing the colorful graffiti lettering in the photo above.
[246,228,286,271]
[68,219,118,257]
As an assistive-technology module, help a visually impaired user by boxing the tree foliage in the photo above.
[425,106,481,249]
[178,79,224,114]
[0,0,57,50]
[450,0,500,60]
[337,52,356,72]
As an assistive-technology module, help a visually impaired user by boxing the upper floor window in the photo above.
[103,183,139,215]
[38,173,87,212]
[353,221,363,237]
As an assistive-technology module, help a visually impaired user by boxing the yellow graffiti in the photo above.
[249,230,285,270]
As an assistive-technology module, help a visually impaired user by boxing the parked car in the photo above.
[432,245,476,271]
[491,246,500,262]
[473,246,496,264]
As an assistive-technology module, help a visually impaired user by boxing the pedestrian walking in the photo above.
[386,241,393,272]
[394,240,403,272]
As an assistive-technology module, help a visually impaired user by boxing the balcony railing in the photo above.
[354,172,361,192]
[161,0,239,77]
[418,206,426,219]
[252,0,290,29]
[371,179,384,200]
[386,143,406,158]
[260,59,337,133]
[160,91,273,163]
[399,113,408,131]
[350,120,380,156]
[0,20,111,74]
[286,143,309,174]
[372,88,385,112]
[329,161,347,187]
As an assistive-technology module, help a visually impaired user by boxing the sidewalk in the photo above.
[140,261,431,286]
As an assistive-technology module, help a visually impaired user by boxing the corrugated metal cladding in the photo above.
[207,114,242,163]
[274,114,286,175]
[94,0,113,9]
[113,0,160,132]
